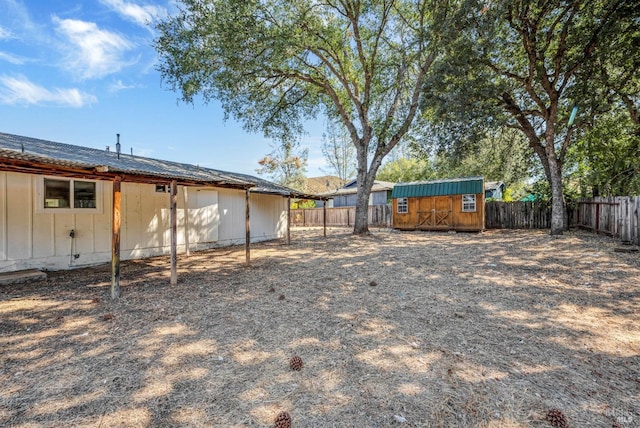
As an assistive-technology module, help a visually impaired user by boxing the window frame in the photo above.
[462,194,477,212]
[37,176,103,214]
[397,197,409,214]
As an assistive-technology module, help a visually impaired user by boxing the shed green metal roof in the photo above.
[391,177,484,198]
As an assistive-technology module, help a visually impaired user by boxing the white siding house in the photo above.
[0,133,298,273]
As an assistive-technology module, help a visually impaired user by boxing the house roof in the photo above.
[0,132,323,199]
[319,180,395,197]
[391,177,484,198]
[485,181,505,191]
[305,175,345,194]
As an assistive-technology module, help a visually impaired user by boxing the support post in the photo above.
[287,196,291,245]
[245,189,251,265]
[111,178,122,300]
[323,200,327,237]
[170,180,178,285]
[183,186,190,257]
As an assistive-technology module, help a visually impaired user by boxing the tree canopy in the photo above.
[423,0,637,234]
[155,0,464,234]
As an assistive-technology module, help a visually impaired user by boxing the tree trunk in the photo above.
[547,154,566,235]
[352,145,377,235]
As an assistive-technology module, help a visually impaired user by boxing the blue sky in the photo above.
[0,0,327,177]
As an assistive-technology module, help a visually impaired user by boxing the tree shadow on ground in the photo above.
[1,228,638,427]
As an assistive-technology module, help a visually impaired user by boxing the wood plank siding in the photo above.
[393,194,484,231]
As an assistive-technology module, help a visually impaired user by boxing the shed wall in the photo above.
[393,194,484,231]
[0,171,287,272]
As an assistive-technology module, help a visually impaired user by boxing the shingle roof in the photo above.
[0,132,322,199]
[391,177,484,198]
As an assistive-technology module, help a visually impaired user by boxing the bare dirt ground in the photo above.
[1,228,639,428]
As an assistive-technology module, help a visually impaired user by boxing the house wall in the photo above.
[332,190,388,207]
[0,171,287,272]
[392,193,484,231]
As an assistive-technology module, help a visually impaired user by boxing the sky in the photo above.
[0,0,327,177]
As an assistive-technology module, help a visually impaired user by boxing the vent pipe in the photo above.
[116,134,121,159]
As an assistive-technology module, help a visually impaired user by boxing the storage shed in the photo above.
[391,177,485,231]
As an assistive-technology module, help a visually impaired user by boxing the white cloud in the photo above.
[0,26,12,39]
[0,51,25,64]
[53,16,135,80]
[100,0,167,26]
[108,79,139,92]
[0,75,97,107]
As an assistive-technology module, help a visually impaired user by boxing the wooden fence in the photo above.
[292,198,639,244]
[485,201,552,229]
[575,196,640,244]
[291,205,392,228]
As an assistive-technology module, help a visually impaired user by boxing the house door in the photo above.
[417,196,452,229]
[188,189,219,243]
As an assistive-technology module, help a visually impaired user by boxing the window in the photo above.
[73,180,96,208]
[39,177,101,212]
[462,194,476,212]
[397,197,408,214]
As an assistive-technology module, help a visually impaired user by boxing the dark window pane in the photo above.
[74,181,96,208]
[44,179,70,208]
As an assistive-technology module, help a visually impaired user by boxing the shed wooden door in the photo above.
[417,196,452,229]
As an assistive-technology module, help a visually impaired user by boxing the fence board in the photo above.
[485,201,552,229]
[291,205,392,228]
[576,196,640,244]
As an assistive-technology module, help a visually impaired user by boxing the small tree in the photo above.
[321,120,356,184]
[256,136,308,191]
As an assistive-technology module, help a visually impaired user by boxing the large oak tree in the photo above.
[154,0,462,234]
[424,0,636,234]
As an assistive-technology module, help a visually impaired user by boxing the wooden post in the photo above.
[111,178,122,300]
[323,200,327,237]
[170,180,177,285]
[245,189,250,265]
[183,186,190,257]
[287,196,291,245]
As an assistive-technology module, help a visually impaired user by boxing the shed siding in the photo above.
[0,171,287,272]
[393,193,484,231]
[0,172,5,261]
[6,172,32,260]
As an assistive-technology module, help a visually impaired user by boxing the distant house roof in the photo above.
[485,181,505,192]
[0,132,321,199]
[305,175,345,194]
[320,180,395,197]
[391,177,484,198]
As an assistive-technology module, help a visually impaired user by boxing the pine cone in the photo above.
[274,410,291,428]
[546,408,568,428]
[289,355,303,371]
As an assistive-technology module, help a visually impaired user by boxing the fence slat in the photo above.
[291,205,392,228]
[484,201,552,229]
[574,197,637,240]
